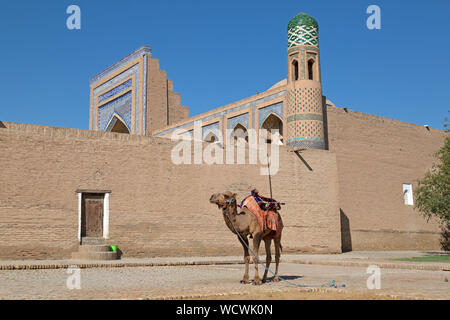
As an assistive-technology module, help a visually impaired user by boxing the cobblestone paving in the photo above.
[0,263,448,300]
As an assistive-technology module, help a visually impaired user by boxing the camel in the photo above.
[209,191,283,285]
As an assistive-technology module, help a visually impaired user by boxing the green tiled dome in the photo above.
[287,13,318,30]
[287,12,319,47]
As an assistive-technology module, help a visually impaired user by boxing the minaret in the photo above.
[286,13,326,150]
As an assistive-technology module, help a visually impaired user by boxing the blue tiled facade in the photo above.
[98,79,132,104]
[258,102,284,127]
[143,54,148,134]
[227,113,249,130]
[98,91,133,131]
[93,64,139,96]
[90,46,151,85]
[91,46,151,135]
[94,65,140,134]
[155,91,286,137]
[202,122,220,140]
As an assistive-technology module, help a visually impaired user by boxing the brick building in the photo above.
[0,13,446,260]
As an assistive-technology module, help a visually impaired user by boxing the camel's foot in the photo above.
[253,277,262,285]
[273,276,280,282]
[240,277,250,284]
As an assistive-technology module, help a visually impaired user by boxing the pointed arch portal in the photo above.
[106,115,130,134]
[231,123,248,143]
[261,113,283,143]
[204,131,219,143]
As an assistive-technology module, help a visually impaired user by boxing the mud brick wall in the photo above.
[326,107,445,250]
[0,122,341,259]
[1,104,445,260]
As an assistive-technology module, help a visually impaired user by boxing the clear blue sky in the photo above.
[0,0,449,130]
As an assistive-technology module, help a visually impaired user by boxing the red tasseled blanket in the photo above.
[241,195,282,238]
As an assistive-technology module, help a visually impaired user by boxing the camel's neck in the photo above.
[222,202,239,234]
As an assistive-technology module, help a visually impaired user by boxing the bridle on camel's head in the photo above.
[221,192,236,208]
[224,196,236,208]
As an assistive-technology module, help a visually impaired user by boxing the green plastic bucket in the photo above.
[110,245,117,252]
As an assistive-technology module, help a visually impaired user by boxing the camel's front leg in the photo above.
[238,235,250,284]
[261,239,272,283]
[252,233,262,285]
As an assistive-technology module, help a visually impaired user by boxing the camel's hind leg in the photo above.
[237,235,250,284]
[261,238,272,283]
[273,235,282,282]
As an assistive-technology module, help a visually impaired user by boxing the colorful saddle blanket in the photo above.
[241,189,280,211]
[240,195,282,238]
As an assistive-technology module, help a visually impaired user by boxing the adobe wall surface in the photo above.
[146,58,169,134]
[0,122,341,260]
[326,107,446,250]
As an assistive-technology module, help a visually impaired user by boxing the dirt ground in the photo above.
[0,253,448,300]
[197,288,403,300]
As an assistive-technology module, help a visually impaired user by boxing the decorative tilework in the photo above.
[287,87,322,115]
[98,92,132,131]
[155,91,286,137]
[227,113,249,130]
[286,137,325,149]
[288,25,319,48]
[143,54,148,135]
[222,115,225,140]
[106,117,119,131]
[258,102,283,127]
[287,13,318,30]
[93,64,140,134]
[291,120,323,137]
[93,65,139,96]
[287,13,319,48]
[202,122,220,140]
[182,130,193,137]
[98,79,132,104]
[287,114,323,122]
[252,103,256,129]
[288,136,324,141]
[134,73,139,134]
[286,84,324,149]
[90,46,151,85]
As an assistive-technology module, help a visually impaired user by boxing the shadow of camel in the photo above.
[259,275,303,284]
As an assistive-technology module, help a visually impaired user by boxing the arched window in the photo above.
[204,132,219,143]
[232,123,248,143]
[292,60,299,81]
[261,114,283,144]
[308,59,315,80]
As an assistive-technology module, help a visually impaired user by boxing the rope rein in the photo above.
[224,205,345,289]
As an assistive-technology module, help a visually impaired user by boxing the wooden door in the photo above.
[81,193,104,237]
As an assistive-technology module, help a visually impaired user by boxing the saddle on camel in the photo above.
[239,189,283,239]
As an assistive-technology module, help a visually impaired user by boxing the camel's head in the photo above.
[209,191,237,210]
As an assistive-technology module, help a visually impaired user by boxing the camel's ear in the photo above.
[223,191,233,199]
[232,193,237,199]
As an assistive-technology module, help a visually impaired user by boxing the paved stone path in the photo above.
[0,251,448,271]
[0,259,448,299]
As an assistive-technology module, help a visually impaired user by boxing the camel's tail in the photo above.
[280,243,283,252]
